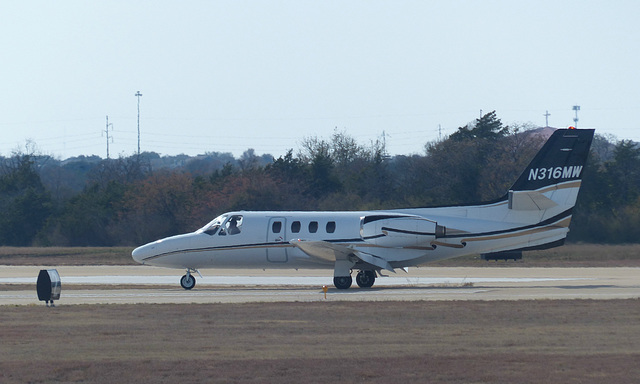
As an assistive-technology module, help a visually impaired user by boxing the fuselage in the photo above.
[131,195,571,271]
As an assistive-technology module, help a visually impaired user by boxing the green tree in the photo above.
[44,181,127,246]
[423,138,483,203]
[266,150,312,209]
[570,139,640,243]
[450,110,509,142]
[0,154,53,245]
[120,171,202,243]
[423,111,512,203]
[40,156,149,246]
[608,140,640,206]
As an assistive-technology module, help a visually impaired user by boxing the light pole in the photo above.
[572,105,580,128]
[135,91,143,155]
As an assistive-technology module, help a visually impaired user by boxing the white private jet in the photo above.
[132,128,595,290]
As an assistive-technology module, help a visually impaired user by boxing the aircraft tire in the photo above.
[333,276,353,290]
[180,274,196,290]
[355,270,376,288]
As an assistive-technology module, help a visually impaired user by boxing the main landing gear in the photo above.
[355,270,376,288]
[180,269,199,290]
[333,275,353,290]
[333,270,376,289]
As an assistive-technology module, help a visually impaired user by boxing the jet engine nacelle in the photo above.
[360,215,444,248]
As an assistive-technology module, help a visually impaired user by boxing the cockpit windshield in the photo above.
[197,214,244,236]
[221,215,243,235]
[197,214,227,236]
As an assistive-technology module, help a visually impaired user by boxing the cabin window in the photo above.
[326,221,336,233]
[291,221,301,233]
[308,221,318,233]
[272,221,282,234]
[219,215,243,236]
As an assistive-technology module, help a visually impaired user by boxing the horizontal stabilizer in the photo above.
[508,190,558,211]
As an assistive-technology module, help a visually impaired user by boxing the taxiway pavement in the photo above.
[2,266,639,305]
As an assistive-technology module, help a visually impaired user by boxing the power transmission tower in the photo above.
[135,91,143,155]
[104,115,113,159]
[381,130,389,158]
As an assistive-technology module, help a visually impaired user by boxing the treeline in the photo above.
[1,111,638,246]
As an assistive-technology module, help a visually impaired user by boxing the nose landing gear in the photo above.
[180,269,201,290]
[180,274,196,290]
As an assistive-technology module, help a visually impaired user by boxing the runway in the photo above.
[2,265,640,305]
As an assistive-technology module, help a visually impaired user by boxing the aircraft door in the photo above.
[266,217,288,263]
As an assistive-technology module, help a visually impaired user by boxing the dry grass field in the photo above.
[0,247,134,266]
[1,244,639,383]
[2,300,640,383]
[432,243,640,267]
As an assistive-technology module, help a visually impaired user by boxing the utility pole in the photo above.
[104,115,113,159]
[543,110,551,127]
[572,105,580,128]
[381,130,389,158]
[135,91,143,155]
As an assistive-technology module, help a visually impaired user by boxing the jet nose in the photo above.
[132,243,154,264]
[132,233,199,266]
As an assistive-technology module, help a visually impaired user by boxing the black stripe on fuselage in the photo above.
[381,227,436,236]
[362,214,409,224]
[141,238,364,262]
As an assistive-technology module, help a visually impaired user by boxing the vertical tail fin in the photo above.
[506,128,594,212]
[509,128,595,192]
[497,128,594,252]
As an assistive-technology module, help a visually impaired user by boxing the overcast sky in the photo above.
[1,1,638,159]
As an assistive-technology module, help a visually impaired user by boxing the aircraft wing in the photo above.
[289,239,394,272]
